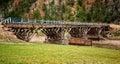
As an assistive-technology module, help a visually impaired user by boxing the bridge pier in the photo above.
[12,28,36,42]
[41,28,67,44]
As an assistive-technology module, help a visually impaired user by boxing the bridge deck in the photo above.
[1,17,109,28]
[4,23,108,28]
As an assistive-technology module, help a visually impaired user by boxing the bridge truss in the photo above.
[0,17,110,44]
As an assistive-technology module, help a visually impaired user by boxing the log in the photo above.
[69,38,92,46]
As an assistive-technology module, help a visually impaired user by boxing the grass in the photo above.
[0,43,120,64]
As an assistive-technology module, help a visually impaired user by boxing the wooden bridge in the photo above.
[0,17,110,43]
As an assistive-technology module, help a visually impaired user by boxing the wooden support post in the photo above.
[82,27,91,40]
[98,27,107,40]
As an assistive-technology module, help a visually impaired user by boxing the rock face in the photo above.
[0,21,18,40]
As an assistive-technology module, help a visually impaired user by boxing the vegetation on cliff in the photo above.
[1,0,120,23]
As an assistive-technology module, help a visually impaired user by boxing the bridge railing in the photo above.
[0,17,109,26]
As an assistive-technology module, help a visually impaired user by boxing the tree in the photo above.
[2,0,37,18]
[66,0,75,7]
[0,0,12,7]
[42,4,49,20]
[88,0,111,23]
[33,9,40,19]
[75,3,87,22]
[77,0,83,6]
[110,0,120,23]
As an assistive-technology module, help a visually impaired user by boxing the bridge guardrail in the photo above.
[1,17,109,26]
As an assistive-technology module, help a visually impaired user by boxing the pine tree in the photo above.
[110,0,120,23]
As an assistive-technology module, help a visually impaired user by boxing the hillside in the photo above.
[0,0,120,23]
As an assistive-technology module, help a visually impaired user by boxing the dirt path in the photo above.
[93,40,120,46]
[93,40,120,50]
